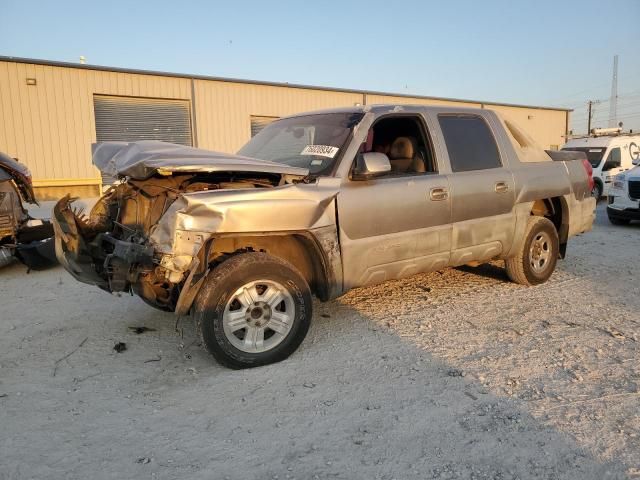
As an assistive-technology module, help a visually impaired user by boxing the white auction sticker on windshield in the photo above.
[301,145,339,158]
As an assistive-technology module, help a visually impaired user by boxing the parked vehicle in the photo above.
[562,129,640,199]
[53,105,595,368]
[0,152,57,269]
[607,159,640,224]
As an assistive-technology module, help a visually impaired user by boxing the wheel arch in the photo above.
[209,231,338,301]
[530,196,569,257]
[175,228,342,316]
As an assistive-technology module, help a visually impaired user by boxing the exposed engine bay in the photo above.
[55,171,285,311]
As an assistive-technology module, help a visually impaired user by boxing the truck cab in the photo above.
[562,130,640,199]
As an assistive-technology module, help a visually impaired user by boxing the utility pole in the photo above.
[587,99,601,134]
[608,55,618,127]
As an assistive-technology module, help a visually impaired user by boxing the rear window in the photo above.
[438,115,502,172]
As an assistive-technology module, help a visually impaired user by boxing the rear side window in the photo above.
[438,115,502,172]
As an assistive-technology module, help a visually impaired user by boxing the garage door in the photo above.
[94,95,193,185]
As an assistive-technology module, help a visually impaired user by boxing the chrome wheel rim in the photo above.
[222,279,295,353]
[591,184,600,198]
[529,231,552,273]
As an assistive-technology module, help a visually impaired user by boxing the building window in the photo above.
[250,116,279,137]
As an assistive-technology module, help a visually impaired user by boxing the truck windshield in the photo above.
[562,147,606,168]
[238,112,363,175]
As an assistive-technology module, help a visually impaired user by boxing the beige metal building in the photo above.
[0,56,571,200]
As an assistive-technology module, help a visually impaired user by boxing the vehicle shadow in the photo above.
[455,262,510,281]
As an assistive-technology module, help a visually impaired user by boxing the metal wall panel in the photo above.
[489,104,568,150]
[0,59,570,195]
[194,80,364,154]
[0,60,191,188]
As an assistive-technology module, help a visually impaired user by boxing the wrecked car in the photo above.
[53,105,596,369]
[0,152,57,270]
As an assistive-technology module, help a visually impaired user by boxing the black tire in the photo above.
[608,215,630,226]
[591,181,603,200]
[193,252,312,369]
[505,216,559,286]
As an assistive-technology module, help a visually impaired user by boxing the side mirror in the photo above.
[352,152,391,180]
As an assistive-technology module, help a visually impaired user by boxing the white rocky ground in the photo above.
[1,203,638,480]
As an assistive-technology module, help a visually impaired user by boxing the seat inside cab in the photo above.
[363,116,436,174]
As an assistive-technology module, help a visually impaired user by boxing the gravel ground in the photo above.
[1,203,638,480]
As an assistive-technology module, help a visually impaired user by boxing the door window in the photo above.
[603,147,621,170]
[438,115,502,172]
[359,116,436,176]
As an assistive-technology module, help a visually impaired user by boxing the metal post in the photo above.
[587,101,592,134]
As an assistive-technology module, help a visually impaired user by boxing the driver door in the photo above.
[337,115,452,290]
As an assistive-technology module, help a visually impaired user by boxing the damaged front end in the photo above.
[53,170,291,311]
[52,141,319,311]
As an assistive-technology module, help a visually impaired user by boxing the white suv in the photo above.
[607,163,640,225]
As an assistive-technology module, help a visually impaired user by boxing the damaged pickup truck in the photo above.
[53,105,595,368]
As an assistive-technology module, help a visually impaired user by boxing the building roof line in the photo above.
[0,55,572,112]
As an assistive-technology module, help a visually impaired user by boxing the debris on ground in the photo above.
[128,326,156,335]
[113,342,127,353]
[52,336,88,376]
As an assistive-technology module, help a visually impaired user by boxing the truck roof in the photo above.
[284,104,492,119]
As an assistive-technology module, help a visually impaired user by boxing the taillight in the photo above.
[582,159,594,192]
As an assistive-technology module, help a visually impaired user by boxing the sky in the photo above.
[1,0,639,133]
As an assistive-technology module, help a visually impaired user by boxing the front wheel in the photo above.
[193,252,312,369]
[505,216,559,286]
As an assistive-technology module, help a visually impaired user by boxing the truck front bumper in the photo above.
[52,195,154,291]
[607,205,640,221]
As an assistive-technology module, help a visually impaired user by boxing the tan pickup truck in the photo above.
[53,105,595,368]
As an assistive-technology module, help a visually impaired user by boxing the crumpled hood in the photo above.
[92,141,309,180]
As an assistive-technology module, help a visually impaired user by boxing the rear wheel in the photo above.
[193,252,312,369]
[505,216,559,286]
[591,181,603,200]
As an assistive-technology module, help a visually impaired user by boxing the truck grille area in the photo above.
[0,213,13,228]
[629,180,640,201]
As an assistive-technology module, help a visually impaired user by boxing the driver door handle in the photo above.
[430,187,449,201]
[495,181,509,193]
